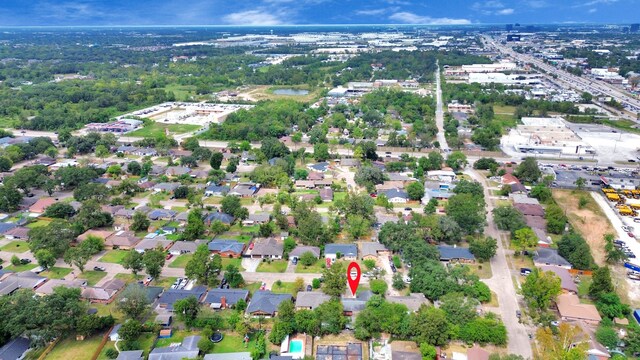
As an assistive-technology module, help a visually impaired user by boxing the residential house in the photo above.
[466,345,490,360]
[341,291,373,316]
[204,353,252,360]
[375,181,405,191]
[165,166,191,177]
[426,170,457,183]
[204,212,235,226]
[203,289,250,309]
[340,159,361,167]
[359,242,389,261]
[437,245,475,263]
[169,149,193,159]
[387,173,413,183]
[0,337,31,360]
[116,350,144,360]
[243,213,270,226]
[289,246,321,260]
[114,208,135,220]
[208,240,245,258]
[510,183,527,194]
[555,293,602,324]
[295,291,331,310]
[533,248,572,269]
[510,194,540,205]
[77,229,115,243]
[307,172,325,181]
[134,238,173,253]
[319,188,334,202]
[82,279,126,303]
[124,283,164,303]
[0,272,47,296]
[0,222,17,235]
[423,181,455,202]
[383,189,408,203]
[316,344,363,360]
[325,244,357,261]
[28,197,56,214]
[3,226,29,240]
[148,335,200,360]
[204,185,230,197]
[169,240,207,256]
[147,209,177,221]
[246,291,292,317]
[249,238,284,259]
[514,203,545,217]
[387,293,428,312]
[109,324,122,341]
[537,265,578,293]
[105,231,140,250]
[308,162,329,173]
[36,279,87,296]
[152,182,180,193]
[295,180,316,189]
[156,287,207,311]
[501,173,521,186]
[229,183,260,197]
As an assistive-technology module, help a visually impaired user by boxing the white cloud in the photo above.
[573,0,618,7]
[496,8,515,15]
[388,12,471,25]
[356,9,388,16]
[524,0,549,8]
[223,9,286,25]
[588,8,597,12]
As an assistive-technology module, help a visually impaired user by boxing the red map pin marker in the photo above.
[347,262,361,296]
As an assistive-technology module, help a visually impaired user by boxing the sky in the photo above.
[0,0,636,26]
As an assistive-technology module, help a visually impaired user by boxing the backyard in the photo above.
[45,334,105,360]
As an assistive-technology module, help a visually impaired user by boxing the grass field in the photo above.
[210,332,256,353]
[493,104,516,114]
[42,267,72,279]
[466,263,492,279]
[169,254,192,268]
[243,282,262,295]
[222,257,244,271]
[26,219,52,228]
[99,250,130,264]
[272,281,301,296]
[81,270,108,286]
[6,263,37,272]
[97,332,156,359]
[256,260,288,273]
[45,334,104,360]
[164,83,197,100]
[295,258,326,273]
[127,123,201,137]
[155,330,199,348]
[0,241,29,253]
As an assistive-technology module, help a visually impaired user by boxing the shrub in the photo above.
[105,349,118,359]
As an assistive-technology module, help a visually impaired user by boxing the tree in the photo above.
[420,343,437,360]
[589,266,614,299]
[186,245,222,286]
[75,200,114,230]
[575,177,586,190]
[116,284,151,319]
[315,300,347,335]
[270,300,296,344]
[354,166,385,191]
[437,216,463,244]
[446,193,485,235]
[521,269,561,311]
[513,227,538,251]
[440,292,479,326]
[183,208,205,241]
[392,273,406,291]
[122,250,144,275]
[95,144,109,162]
[424,198,438,214]
[224,264,244,287]
[142,247,166,279]
[313,143,330,162]
[545,204,567,235]
[407,181,425,201]
[492,206,526,233]
[370,279,388,295]
[130,211,150,232]
[459,315,507,345]
[118,319,142,344]
[596,292,630,319]
[469,237,497,262]
[322,262,346,297]
[530,184,552,203]
[473,157,498,170]
[44,202,76,219]
[174,296,200,327]
[346,215,370,240]
[63,247,91,272]
[299,251,317,267]
[73,182,110,202]
[210,152,223,170]
[127,161,141,175]
[106,164,122,177]
[0,156,13,172]
[411,306,451,346]
[445,151,467,171]
[595,325,619,349]
[0,185,22,212]
[536,323,587,360]
[221,195,242,217]
[557,232,595,270]
[174,185,189,199]
[514,157,541,183]
[35,249,56,270]
[28,220,76,258]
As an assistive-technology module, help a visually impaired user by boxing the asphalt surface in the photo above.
[434,62,450,151]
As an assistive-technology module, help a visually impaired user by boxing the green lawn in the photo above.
[0,241,29,253]
[6,263,37,272]
[81,270,108,286]
[99,250,130,264]
[97,333,155,359]
[45,334,105,360]
[243,282,262,295]
[493,104,516,114]
[155,330,199,348]
[271,281,299,296]
[210,332,256,353]
[128,123,201,138]
[221,257,244,271]
[114,273,175,288]
[169,254,193,268]
[41,267,72,279]
[26,219,52,228]
[295,258,326,273]
[164,84,197,99]
[256,260,288,273]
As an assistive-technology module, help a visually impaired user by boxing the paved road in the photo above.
[434,62,450,151]
[466,169,533,359]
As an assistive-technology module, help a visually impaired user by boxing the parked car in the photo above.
[629,232,636,238]
[306,285,312,291]
[166,254,173,260]
[20,258,31,265]
[93,266,106,271]
[292,257,298,265]
[520,268,532,276]
[516,310,522,318]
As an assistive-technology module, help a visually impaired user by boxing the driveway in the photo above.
[466,169,533,359]
[241,257,261,273]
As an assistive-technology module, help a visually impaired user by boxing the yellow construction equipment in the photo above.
[606,193,621,202]
[619,206,637,216]
[602,188,616,193]
[630,204,640,211]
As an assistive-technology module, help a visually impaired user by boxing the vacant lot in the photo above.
[46,334,104,360]
[127,123,201,137]
[552,189,613,265]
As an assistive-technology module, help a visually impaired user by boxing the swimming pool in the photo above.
[289,339,303,353]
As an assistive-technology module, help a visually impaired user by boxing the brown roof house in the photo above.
[105,231,141,249]
[514,203,545,217]
[82,279,126,303]
[28,197,56,214]
[555,293,602,324]
[248,238,283,259]
[359,242,390,261]
[537,265,578,293]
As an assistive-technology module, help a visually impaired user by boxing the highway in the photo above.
[485,36,640,122]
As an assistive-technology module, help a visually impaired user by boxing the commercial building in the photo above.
[507,117,596,156]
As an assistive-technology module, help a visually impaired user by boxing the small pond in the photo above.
[273,88,309,96]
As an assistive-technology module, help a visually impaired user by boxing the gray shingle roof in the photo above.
[148,336,200,360]
[295,291,331,309]
[157,287,207,311]
[246,291,292,315]
[533,248,572,268]
[0,337,30,360]
[116,350,143,360]
[203,289,249,307]
[437,245,475,261]
[325,244,357,257]
[289,246,321,259]
[208,240,244,254]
